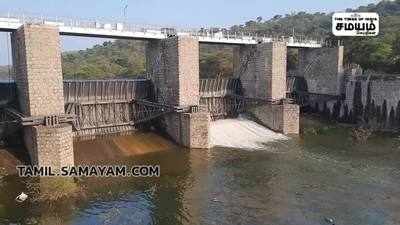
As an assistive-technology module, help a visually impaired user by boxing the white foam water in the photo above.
[210,115,289,150]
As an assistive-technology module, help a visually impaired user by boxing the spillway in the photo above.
[210,115,289,150]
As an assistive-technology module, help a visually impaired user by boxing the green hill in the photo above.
[58,0,399,78]
[343,0,400,73]
[232,0,400,73]
[62,40,234,79]
[62,40,146,79]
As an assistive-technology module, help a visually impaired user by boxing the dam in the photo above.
[0,1,399,224]
[0,14,347,169]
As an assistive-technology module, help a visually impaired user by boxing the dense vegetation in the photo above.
[61,40,235,79]
[62,40,146,79]
[342,0,400,73]
[233,0,400,73]
[61,0,400,78]
[199,45,233,78]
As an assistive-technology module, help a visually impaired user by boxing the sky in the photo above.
[0,0,379,65]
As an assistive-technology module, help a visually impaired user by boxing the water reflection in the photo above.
[73,136,195,225]
[0,118,399,225]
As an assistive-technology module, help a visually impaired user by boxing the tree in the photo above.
[60,0,400,79]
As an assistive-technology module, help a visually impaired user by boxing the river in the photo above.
[0,116,399,225]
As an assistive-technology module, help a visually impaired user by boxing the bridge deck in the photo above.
[0,15,323,47]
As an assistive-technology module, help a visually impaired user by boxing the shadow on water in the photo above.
[70,150,194,225]
[0,117,399,225]
[0,131,199,225]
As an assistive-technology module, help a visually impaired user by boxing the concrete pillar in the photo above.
[11,24,74,168]
[163,112,210,148]
[250,103,300,134]
[234,42,299,134]
[234,42,287,101]
[146,36,210,148]
[298,46,344,96]
[146,36,200,106]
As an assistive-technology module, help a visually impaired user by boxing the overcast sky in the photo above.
[0,0,378,65]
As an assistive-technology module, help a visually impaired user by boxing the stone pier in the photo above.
[234,42,299,134]
[297,46,344,114]
[146,36,210,148]
[298,46,344,96]
[11,24,74,168]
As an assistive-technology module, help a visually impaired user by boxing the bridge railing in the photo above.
[0,12,167,33]
[0,12,325,45]
[189,30,324,45]
[63,79,152,103]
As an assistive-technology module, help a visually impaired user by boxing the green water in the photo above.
[0,117,399,225]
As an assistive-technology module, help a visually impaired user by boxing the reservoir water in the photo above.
[0,116,399,225]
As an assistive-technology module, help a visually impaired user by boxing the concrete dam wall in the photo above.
[306,74,400,130]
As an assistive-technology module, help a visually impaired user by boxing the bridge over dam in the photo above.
[0,15,345,169]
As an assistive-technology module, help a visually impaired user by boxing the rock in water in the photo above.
[15,192,28,203]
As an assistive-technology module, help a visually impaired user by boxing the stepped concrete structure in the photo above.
[0,18,343,167]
